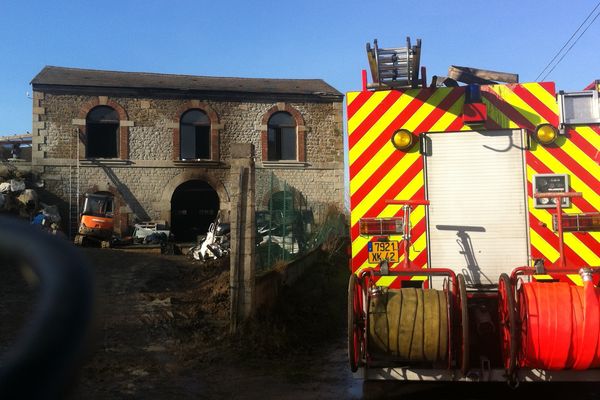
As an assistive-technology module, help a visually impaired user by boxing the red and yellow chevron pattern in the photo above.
[347,82,600,287]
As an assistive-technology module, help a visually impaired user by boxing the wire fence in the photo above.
[255,171,347,273]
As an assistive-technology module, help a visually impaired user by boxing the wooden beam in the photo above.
[449,65,519,84]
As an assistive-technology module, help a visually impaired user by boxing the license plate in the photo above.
[367,241,400,263]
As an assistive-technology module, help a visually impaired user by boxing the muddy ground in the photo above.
[1,244,360,399]
[73,246,357,399]
[1,245,599,399]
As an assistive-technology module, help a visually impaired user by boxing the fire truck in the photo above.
[347,38,600,384]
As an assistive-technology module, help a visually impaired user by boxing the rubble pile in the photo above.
[0,164,35,216]
[189,220,230,261]
[0,163,61,232]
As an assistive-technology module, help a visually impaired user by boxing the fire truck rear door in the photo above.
[424,129,529,289]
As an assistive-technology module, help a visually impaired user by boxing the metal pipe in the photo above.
[533,192,582,268]
[403,205,411,269]
[361,69,367,92]
[361,267,458,297]
[282,180,287,260]
[267,171,273,266]
[556,197,566,268]
[0,216,94,399]
[510,266,600,281]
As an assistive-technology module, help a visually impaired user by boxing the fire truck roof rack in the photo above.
[366,37,422,90]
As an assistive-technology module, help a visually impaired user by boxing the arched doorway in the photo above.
[170,180,219,242]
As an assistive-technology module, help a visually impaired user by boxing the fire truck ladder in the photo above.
[366,37,422,89]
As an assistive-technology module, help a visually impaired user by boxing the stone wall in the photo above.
[31,90,344,233]
[40,164,230,234]
[254,167,345,221]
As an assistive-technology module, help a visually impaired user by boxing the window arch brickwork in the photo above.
[172,101,221,161]
[76,97,130,159]
[260,103,306,162]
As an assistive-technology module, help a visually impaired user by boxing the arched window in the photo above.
[267,112,296,161]
[86,106,119,158]
[180,109,211,160]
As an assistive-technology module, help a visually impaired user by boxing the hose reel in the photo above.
[499,268,600,373]
[347,269,468,372]
[368,288,448,363]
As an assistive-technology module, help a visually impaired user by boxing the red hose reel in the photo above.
[499,191,600,373]
[499,269,600,372]
[519,277,600,370]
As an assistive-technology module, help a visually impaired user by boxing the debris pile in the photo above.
[189,220,230,261]
[0,163,61,233]
[132,221,171,245]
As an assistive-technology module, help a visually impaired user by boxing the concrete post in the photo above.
[229,143,256,334]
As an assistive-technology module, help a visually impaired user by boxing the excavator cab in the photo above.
[74,193,114,247]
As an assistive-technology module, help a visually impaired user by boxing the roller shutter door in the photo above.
[425,130,529,289]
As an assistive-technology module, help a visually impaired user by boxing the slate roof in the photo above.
[31,66,343,100]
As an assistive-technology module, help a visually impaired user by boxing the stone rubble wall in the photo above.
[33,93,343,163]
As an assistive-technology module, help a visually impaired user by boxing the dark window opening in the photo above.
[180,109,211,160]
[86,106,119,158]
[267,112,296,161]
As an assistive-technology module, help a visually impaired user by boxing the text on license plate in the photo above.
[367,241,400,263]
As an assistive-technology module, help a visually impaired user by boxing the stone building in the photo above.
[30,66,344,240]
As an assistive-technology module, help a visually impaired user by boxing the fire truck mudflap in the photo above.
[347,38,600,384]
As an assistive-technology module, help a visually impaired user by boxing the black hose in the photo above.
[0,216,94,399]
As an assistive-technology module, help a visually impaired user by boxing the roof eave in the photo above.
[31,83,344,103]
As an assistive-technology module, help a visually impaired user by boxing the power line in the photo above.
[535,1,600,81]
[540,8,600,81]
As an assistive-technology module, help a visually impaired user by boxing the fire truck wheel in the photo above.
[348,274,364,372]
[498,273,517,376]
[457,274,469,376]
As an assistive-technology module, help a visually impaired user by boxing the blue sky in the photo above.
[1,0,599,135]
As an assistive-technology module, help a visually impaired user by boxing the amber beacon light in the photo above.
[534,124,558,145]
[391,129,414,151]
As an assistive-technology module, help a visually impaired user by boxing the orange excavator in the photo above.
[74,193,114,248]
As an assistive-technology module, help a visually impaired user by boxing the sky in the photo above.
[1,0,600,135]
